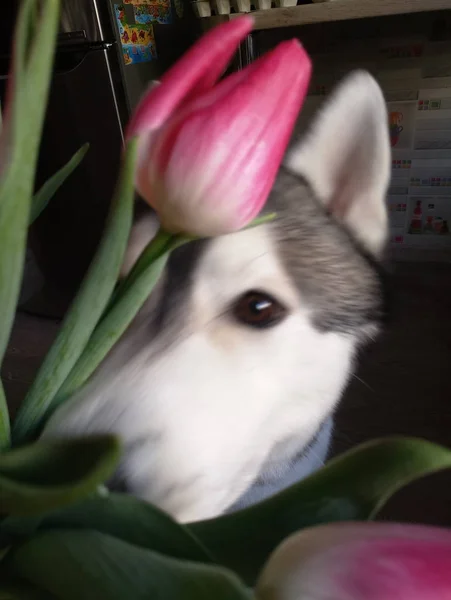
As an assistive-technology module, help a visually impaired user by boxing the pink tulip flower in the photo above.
[256,522,451,600]
[127,17,311,237]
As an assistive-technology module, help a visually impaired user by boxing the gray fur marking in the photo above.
[106,169,386,506]
[118,168,385,365]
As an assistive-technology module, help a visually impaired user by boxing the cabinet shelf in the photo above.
[200,0,451,32]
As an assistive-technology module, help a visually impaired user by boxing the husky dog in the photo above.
[42,71,391,523]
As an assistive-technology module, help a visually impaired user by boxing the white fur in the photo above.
[286,71,390,256]
[119,213,159,278]
[44,226,356,521]
[43,71,390,523]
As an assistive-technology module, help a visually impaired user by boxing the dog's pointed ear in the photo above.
[120,210,159,279]
[286,71,391,257]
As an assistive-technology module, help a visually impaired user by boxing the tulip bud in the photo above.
[127,17,311,237]
[256,522,451,600]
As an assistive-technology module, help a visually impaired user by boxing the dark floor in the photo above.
[3,261,451,525]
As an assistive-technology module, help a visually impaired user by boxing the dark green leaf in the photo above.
[8,529,252,600]
[0,578,53,600]
[29,144,89,224]
[0,0,60,448]
[0,436,120,516]
[1,492,211,563]
[12,140,137,444]
[0,381,10,451]
[188,436,451,584]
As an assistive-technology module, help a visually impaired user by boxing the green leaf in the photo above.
[0,0,60,412]
[50,231,189,409]
[1,492,212,564]
[52,250,169,408]
[0,381,10,451]
[0,435,120,516]
[110,228,174,304]
[0,578,53,600]
[12,139,138,444]
[29,143,89,225]
[8,529,252,600]
[188,436,451,584]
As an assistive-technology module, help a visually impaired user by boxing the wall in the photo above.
[255,10,451,262]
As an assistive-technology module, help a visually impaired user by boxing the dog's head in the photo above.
[43,71,391,522]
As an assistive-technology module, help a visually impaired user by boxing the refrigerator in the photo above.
[237,8,451,263]
[0,0,199,318]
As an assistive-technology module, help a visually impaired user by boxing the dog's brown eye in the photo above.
[232,291,287,329]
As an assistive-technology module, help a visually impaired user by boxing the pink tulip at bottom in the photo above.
[256,522,451,600]
[127,17,311,237]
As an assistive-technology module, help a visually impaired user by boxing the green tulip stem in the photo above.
[48,230,190,415]
[12,140,138,445]
[0,381,10,450]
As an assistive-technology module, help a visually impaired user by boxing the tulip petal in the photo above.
[145,40,311,235]
[257,522,451,600]
[127,16,253,137]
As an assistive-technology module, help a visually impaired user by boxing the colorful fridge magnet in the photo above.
[114,4,157,65]
[124,0,161,5]
[134,2,173,25]
[408,199,423,234]
[389,111,404,148]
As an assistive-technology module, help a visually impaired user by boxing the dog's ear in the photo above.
[286,71,391,257]
[120,209,159,279]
